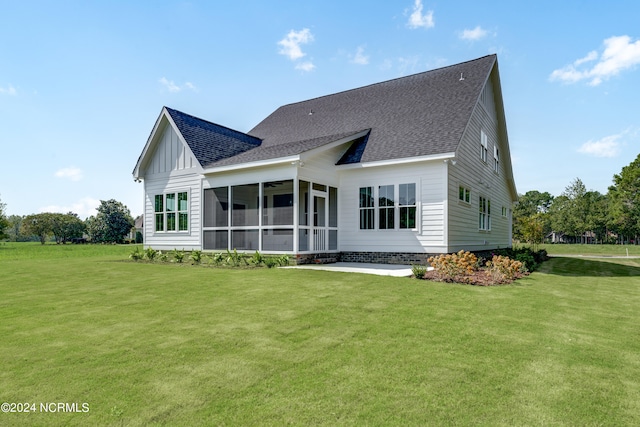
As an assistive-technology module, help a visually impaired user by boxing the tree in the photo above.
[0,195,8,240]
[49,212,85,244]
[550,178,589,242]
[87,199,134,243]
[6,215,24,241]
[22,213,53,244]
[513,191,553,242]
[609,153,640,243]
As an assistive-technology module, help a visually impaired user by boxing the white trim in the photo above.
[338,152,456,170]
[202,155,301,174]
[133,107,204,180]
[300,129,371,161]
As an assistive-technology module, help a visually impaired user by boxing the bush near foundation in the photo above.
[427,250,479,283]
[424,250,530,286]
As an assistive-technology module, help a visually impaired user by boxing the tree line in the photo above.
[514,153,640,245]
[0,199,137,244]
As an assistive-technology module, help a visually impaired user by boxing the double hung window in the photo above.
[155,191,188,232]
[479,196,491,231]
[480,130,488,163]
[359,183,416,230]
[359,187,375,230]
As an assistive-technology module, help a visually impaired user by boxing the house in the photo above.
[128,215,144,243]
[133,54,517,264]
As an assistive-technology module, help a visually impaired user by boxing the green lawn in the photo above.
[532,242,640,257]
[1,243,640,426]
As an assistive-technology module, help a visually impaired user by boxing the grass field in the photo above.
[527,243,640,257]
[1,243,639,426]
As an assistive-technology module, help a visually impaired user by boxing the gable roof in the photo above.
[247,55,497,164]
[165,107,262,166]
[135,54,503,176]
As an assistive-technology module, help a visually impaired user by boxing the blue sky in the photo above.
[2,0,639,219]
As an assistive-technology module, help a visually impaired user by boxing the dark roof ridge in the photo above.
[274,54,496,109]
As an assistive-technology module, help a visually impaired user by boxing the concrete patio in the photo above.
[282,262,417,277]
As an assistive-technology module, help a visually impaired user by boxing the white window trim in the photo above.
[458,184,471,205]
[480,130,488,163]
[154,189,190,234]
[479,195,491,231]
[358,183,419,232]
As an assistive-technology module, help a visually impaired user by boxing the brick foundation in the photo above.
[295,251,441,265]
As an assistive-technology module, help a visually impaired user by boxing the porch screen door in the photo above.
[313,195,326,251]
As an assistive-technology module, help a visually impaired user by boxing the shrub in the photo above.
[277,255,290,267]
[172,249,185,263]
[250,251,266,266]
[428,250,478,282]
[129,246,143,261]
[144,247,157,261]
[158,251,169,263]
[208,252,225,266]
[189,250,202,265]
[412,264,427,279]
[485,255,525,283]
[225,249,243,267]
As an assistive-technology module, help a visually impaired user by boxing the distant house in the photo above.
[133,54,517,264]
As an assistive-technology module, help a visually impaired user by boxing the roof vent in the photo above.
[459,73,465,81]
[308,109,314,115]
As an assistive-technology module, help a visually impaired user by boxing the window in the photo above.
[480,130,488,163]
[458,186,470,204]
[378,185,394,229]
[178,192,188,231]
[154,192,188,232]
[359,183,417,230]
[166,193,176,231]
[493,145,500,173]
[154,195,164,232]
[359,187,374,229]
[479,196,491,231]
[399,183,416,229]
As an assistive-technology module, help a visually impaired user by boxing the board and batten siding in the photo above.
[145,122,197,175]
[142,123,202,250]
[447,75,514,252]
[338,161,447,253]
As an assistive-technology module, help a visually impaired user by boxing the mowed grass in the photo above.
[535,243,640,257]
[1,243,640,425]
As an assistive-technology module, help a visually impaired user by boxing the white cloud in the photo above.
[55,167,83,182]
[40,197,101,219]
[578,134,622,158]
[295,61,316,72]
[278,28,315,71]
[350,46,369,65]
[550,35,640,86]
[460,26,488,41]
[407,0,434,29]
[158,77,197,93]
[278,28,314,61]
[184,82,197,91]
[0,84,17,95]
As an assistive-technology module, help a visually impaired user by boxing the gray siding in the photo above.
[447,74,514,252]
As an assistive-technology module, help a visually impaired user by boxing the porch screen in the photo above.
[204,187,228,227]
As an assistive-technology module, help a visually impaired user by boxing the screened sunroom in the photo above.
[202,179,338,253]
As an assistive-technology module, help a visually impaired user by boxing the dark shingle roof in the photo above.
[247,55,496,163]
[165,107,262,166]
[163,55,496,169]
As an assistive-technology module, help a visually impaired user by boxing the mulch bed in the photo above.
[419,269,528,286]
